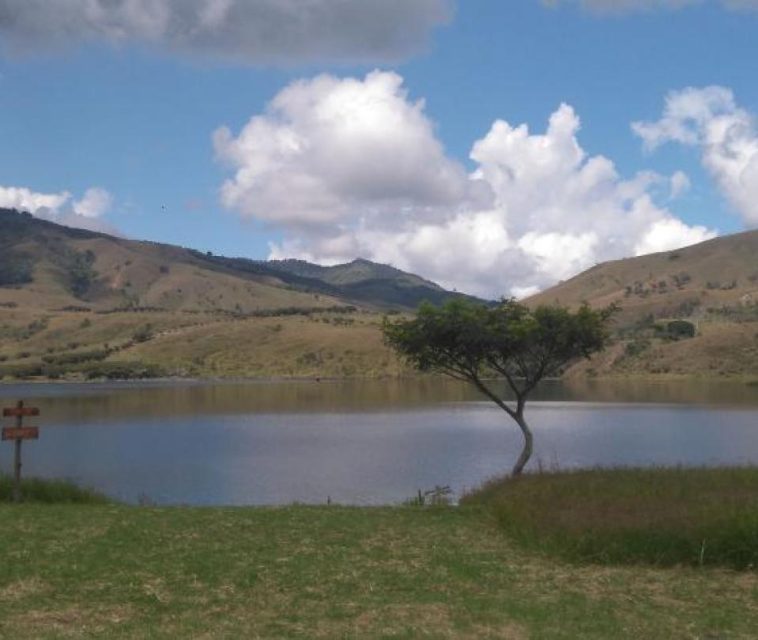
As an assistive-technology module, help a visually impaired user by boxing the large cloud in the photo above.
[214,71,480,228]
[0,0,451,64]
[543,0,696,11]
[633,86,758,227]
[215,71,715,299]
[542,0,758,13]
[542,0,758,12]
[0,184,115,232]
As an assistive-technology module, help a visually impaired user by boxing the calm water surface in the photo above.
[1,378,757,505]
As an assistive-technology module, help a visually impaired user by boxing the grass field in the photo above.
[463,467,758,569]
[2,505,758,639]
[2,469,758,638]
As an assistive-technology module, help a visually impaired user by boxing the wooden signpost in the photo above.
[2,400,40,502]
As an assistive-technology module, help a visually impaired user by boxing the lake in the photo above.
[1,378,757,505]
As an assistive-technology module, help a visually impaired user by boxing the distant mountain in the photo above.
[1,207,755,381]
[264,257,470,309]
[0,208,474,313]
[268,257,440,288]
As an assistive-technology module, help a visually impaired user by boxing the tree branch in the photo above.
[469,372,518,420]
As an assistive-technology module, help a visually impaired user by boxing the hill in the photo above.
[0,208,472,380]
[2,207,756,381]
[526,229,758,379]
[0,208,472,314]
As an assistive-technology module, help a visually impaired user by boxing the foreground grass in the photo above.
[463,467,758,569]
[1,504,758,639]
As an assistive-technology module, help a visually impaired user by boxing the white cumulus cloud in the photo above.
[0,183,114,231]
[633,86,758,227]
[73,187,113,218]
[669,171,691,199]
[542,0,758,12]
[217,71,716,298]
[0,184,70,213]
[0,0,451,64]
[214,71,478,228]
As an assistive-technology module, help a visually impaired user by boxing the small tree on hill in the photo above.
[383,299,616,476]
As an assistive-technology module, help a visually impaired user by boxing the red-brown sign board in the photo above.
[2,427,39,441]
[3,407,39,417]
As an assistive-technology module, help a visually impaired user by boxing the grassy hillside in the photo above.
[0,208,471,314]
[3,208,758,381]
[0,306,409,380]
[0,208,345,314]
[526,229,758,379]
[527,230,758,316]
[0,208,472,380]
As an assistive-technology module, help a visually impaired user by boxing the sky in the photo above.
[1,0,758,298]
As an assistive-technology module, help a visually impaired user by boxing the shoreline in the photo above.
[1,372,757,386]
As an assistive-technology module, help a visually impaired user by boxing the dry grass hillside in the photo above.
[0,208,461,381]
[2,207,757,381]
[527,230,758,318]
[526,229,758,379]
[0,306,407,380]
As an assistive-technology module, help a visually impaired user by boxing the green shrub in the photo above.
[0,252,33,286]
[667,319,696,339]
[624,339,650,357]
[67,249,98,298]
[0,475,110,504]
[82,361,167,380]
[131,324,154,343]
[42,349,111,366]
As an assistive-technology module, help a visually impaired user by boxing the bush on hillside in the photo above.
[667,319,696,339]
[0,252,33,286]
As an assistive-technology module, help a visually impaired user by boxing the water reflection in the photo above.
[0,378,756,427]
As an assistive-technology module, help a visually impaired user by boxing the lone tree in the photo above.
[383,299,616,476]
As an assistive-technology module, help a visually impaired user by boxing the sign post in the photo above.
[2,401,40,503]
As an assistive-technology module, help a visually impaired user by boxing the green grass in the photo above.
[1,504,758,639]
[2,469,758,637]
[462,466,758,569]
[0,475,110,504]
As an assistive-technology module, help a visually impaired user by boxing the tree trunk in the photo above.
[511,411,533,477]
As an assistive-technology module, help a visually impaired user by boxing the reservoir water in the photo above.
[1,378,757,505]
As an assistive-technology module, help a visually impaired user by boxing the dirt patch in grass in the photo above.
[0,577,50,601]
[5,604,135,638]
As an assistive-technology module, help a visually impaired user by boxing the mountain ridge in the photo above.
[0,207,475,313]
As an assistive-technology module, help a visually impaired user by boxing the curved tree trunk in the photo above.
[511,411,533,476]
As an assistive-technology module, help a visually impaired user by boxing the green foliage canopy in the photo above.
[384,299,614,397]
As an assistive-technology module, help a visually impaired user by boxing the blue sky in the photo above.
[1,0,757,297]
